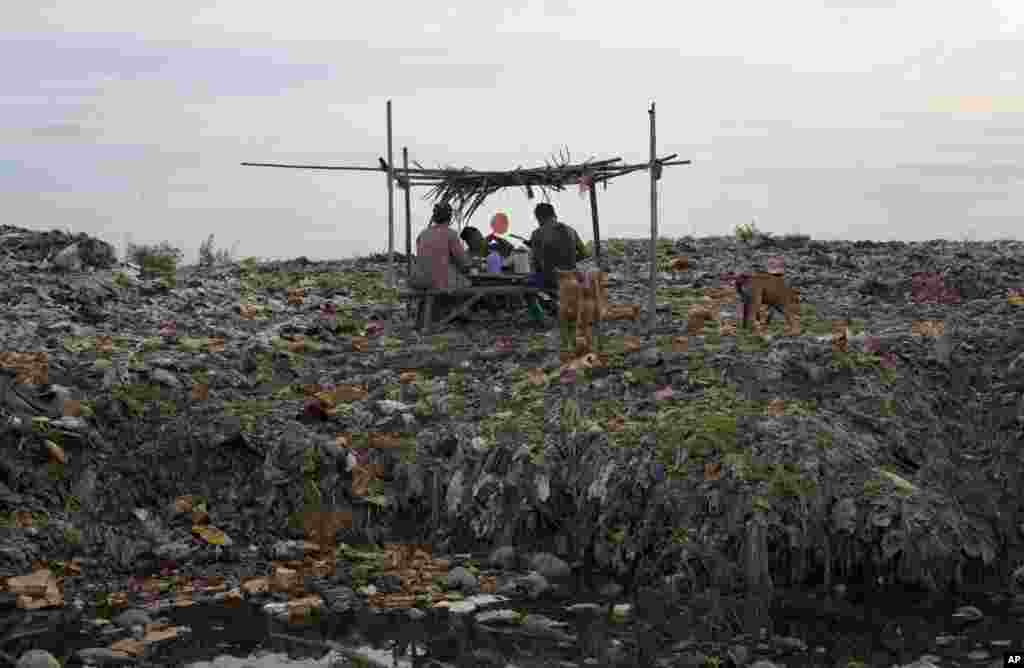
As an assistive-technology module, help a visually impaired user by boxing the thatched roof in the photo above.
[404,149,689,222]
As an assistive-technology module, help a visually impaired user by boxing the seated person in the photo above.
[523,203,588,320]
[484,232,516,259]
[528,202,588,291]
[412,203,472,323]
[463,225,516,262]
[459,226,487,257]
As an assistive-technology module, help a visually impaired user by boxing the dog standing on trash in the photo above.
[558,270,608,357]
[735,257,800,333]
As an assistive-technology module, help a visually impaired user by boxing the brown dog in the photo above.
[737,272,800,331]
[669,256,690,272]
[558,270,608,355]
[686,304,713,335]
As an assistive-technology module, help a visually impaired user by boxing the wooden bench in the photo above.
[399,285,547,333]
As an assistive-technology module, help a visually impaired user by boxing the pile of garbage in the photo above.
[0,224,1023,666]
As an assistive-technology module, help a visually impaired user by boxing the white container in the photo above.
[512,252,530,273]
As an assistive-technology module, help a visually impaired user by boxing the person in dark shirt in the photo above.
[459,226,487,257]
[463,224,515,260]
[521,203,588,322]
[528,202,588,290]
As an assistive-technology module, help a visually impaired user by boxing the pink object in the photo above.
[730,273,752,289]
[654,386,675,401]
[365,321,384,337]
[911,271,960,304]
[491,213,509,235]
[766,256,785,274]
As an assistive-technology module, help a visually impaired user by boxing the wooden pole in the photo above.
[648,101,658,332]
[386,101,396,289]
[241,162,387,172]
[403,146,412,278]
[588,183,602,271]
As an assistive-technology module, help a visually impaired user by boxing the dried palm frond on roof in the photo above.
[412,149,684,222]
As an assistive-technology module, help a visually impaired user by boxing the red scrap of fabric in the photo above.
[719,271,751,289]
[303,399,328,421]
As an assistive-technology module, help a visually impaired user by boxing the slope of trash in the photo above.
[1,224,1023,667]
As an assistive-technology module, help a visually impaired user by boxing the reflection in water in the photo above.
[9,578,1021,668]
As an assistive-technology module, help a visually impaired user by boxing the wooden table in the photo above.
[469,272,531,285]
[399,282,544,333]
[469,273,534,313]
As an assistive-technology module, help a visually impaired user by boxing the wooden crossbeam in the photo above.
[240,158,690,187]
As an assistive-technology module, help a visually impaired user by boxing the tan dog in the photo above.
[669,256,690,272]
[686,304,713,335]
[602,304,641,321]
[558,270,608,355]
[739,272,801,332]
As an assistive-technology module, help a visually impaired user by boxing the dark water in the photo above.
[5,581,1023,667]
[158,586,1022,668]
[159,597,635,667]
[768,586,1023,667]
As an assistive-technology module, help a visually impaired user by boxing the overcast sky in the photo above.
[5,1,1023,262]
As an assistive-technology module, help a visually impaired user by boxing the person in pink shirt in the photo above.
[414,202,471,290]
[411,202,472,323]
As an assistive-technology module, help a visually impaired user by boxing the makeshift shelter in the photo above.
[242,101,690,330]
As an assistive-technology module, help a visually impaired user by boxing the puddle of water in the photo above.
[139,593,631,668]
[184,650,347,668]
[770,586,1024,667]
[12,570,1024,668]
[183,643,411,668]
